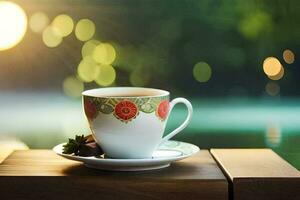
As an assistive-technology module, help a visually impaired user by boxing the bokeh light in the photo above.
[52,14,74,37]
[238,11,273,40]
[193,62,212,83]
[93,43,116,65]
[0,1,27,51]
[75,19,95,41]
[263,57,282,77]
[265,82,280,96]
[268,66,284,81]
[265,124,282,147]
[77,56,100,82]
[62,76,84,98]
[42,26,62,47]
[95,64,116,86]
[81,39,101,58]
[283,49,295,64]
[29,12,49,33]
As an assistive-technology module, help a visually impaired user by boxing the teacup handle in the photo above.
[160,98,193,144]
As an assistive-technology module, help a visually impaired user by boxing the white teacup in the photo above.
[82,87,193,159]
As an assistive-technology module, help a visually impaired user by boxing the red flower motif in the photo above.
[114,100,138,122]
[157,100,169,120]
[84,99,98,120]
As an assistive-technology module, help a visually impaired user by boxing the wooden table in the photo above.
[0,150,227,200]
[211,149,300,200]
[0,149,299,200]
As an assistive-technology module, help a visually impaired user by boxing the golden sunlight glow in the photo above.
[82,39,101,58]
[29,12,49,33]
[265,82,280,96]
[0,1,27,51]
[268,66,284,81]
[283,49,295,64]
[263,57,282,76]
[75,19,95,41]
[193,62,212,83]
[93,43,116,65]
[77,56,100,82]
[63,76,84,98]
[95,64,116,86]
[52,14,74,37]
[42,26,62,47]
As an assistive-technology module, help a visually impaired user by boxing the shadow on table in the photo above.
[62,153,220,179]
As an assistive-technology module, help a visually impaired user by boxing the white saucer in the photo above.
[53,140,200,171]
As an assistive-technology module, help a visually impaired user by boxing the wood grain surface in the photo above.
[211,149,300,200]
[0,140,28,163]
[0,150,228,200]
[0,148,13,163]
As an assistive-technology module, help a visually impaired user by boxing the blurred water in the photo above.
[0,91,89,148]
[0,92,299,141]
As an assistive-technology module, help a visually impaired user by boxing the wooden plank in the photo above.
[0,150,228,200]
[211,149,300,200]
[0,141,29,163]
[0,148,13,164]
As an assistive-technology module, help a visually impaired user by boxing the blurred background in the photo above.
[0,0,299,169]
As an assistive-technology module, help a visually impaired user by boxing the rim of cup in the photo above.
[82,87,170,98]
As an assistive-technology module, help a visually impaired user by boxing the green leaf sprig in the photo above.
[63,135,87,155]
[62,134,103,156]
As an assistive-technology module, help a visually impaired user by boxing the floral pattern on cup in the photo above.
[156,100,169,120]
[114,100,139,122]
[83,96,169,123]
[84,99,98,120]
